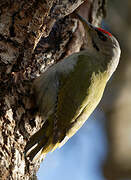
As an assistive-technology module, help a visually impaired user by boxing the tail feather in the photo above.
[26,140,46,161]
[25,124,47,154]
[25,120,56,161]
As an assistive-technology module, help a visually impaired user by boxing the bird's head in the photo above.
[76,13,121,78]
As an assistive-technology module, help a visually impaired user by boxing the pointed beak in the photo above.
[75,13,92,32]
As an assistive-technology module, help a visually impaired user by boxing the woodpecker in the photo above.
[25,14,121,161]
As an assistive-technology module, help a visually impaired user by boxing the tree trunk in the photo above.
[0,0,106,179]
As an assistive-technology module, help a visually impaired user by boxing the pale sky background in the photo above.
[37,109,108,180]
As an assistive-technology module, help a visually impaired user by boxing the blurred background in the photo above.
[37,1,131,179]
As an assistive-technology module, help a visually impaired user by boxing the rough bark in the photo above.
[0,0,106,179]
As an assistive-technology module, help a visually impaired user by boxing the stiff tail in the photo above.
[25,121,51,160]
[24,120,61,161]
[25,136,48,161]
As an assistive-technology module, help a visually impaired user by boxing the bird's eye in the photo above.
[95,29,108,41]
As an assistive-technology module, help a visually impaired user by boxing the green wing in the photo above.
[54,53,108,142]
[53,54,93,140]
[25,52,109,160]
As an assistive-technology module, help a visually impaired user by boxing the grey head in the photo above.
[76,13,121,78]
